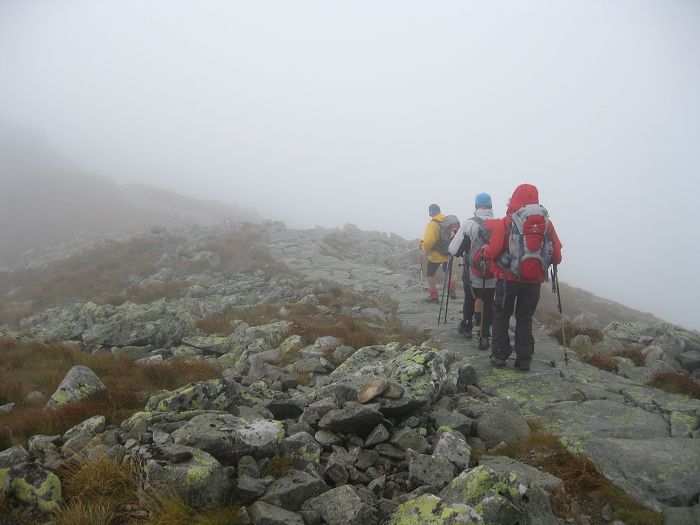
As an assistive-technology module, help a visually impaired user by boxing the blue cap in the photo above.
[428,204,441,216]
[475,193,492,207]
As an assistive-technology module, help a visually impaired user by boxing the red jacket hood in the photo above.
[506,184,539,214]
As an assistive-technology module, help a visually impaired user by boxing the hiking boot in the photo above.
[489,355,506,367]
[478,336,490,350]
[457,321,472,339]
[514,360,531,371]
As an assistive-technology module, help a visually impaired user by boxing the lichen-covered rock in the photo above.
[62,415,106,452]
[46,365,106,409]
[138,443,230,508]
[2,462,62,513]
[145,379,260,413]
[171,412,284,465]
[302,484,378,525]
[440,464,561,525]
[388,493,483,524]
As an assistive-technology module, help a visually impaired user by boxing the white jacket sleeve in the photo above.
[448,221,468,256]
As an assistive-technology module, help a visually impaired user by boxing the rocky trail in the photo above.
[269,225,700,523]
[1,223,698,524]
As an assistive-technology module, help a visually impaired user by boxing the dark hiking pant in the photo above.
[491,280,541,365]
[462,281,495,337]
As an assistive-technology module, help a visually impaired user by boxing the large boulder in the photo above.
[171,412,284,465]
[138,443,230,508]
[388,494,483,524]
[440,463,562,525]
[1,462,62,513]
[46,365,106,409]
[476,399,529,450]
[145,379,260,413]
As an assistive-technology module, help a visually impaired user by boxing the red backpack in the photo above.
[469,216,496,280]
[497,204,554,281]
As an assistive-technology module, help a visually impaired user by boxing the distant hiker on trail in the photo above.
[449,193,496,349]
[483,184,563,371]
[420,204,459,303]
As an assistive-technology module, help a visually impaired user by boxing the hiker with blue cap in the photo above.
[448,193,498,349]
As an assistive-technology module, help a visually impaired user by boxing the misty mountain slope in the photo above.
[0,124,258,264]
[0,221,697,523]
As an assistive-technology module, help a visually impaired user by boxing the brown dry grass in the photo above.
[97,280,189,306]
[647,370,700,399]
[610,345,646,367]
[50,455,247,525]
[549,323,604,347]
[0,231,293,326]
[580,351,619,373]
[0,339,219,449]
[262,455,296,478]
[195,301,427,351]
[489,428,663,525]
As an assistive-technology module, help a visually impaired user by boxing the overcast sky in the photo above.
[1,1,699,330]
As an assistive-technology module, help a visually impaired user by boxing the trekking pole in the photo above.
[438,256,451,324]
[479,254,488,349]
[444,255,454,320]
[419,252,425,311]
[552,264,569,365]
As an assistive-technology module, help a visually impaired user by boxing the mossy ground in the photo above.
[483,422,663,525]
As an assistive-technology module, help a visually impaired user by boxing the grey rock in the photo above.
[573,312,600,330]
[237,455,260,478]
[0,402,14,415]
[479,455,565,495]
[303,484,378,525]
[24,391,46,404]
[388,494,483,524]
[47,365,106,408]
[236,473,267,502]
[431,407,474,437]
[0,445,29,468]
[171,412,284,465]
[140,444,230,507]
[247,501,305,525]
[364,423,390,447]
[260,469,328,511]
[2,462,63,513]
[407,449,455,491]
[318,402,384,437]
[433,431,471,471]
[389,427,429,453]
[476,401,529,450]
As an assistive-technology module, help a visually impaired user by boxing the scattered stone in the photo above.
[2,462,62,513]
[260,469,328,511]
[302,484,378,525]
[247,500,305,525]
[0,446,30,468]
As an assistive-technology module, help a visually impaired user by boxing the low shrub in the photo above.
[610,346,646,367]
[580,351,619,373]
[647,370,700,399]
[549,324,603,347]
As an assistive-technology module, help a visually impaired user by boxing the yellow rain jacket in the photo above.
[422,214,449,263]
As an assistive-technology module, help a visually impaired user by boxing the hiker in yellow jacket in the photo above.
[420,204,458,303]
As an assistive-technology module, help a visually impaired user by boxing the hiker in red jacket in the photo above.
[483,184,563,371]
